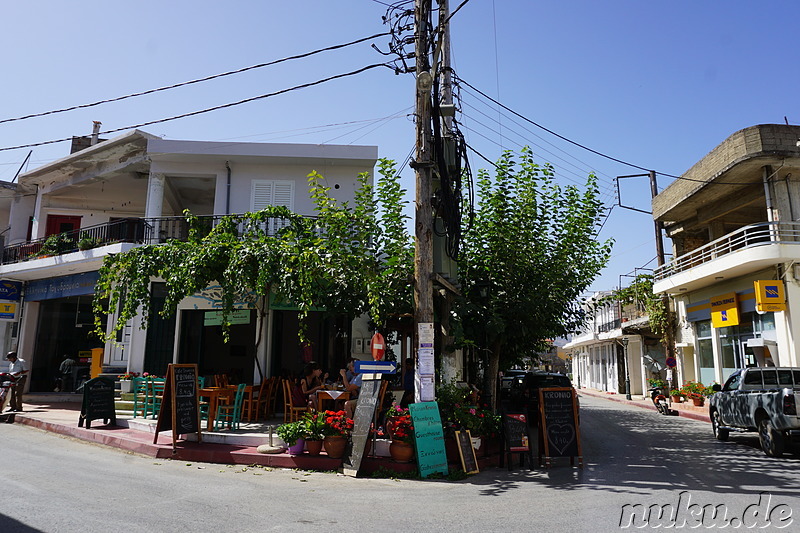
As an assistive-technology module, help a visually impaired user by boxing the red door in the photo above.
[45,215,82,236]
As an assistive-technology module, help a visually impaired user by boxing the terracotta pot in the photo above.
[323,435,347,459]
[306,439,323,456]
[389,440,415,463]
[671,395,683,403]
[287,438,305,456]
[692,397,705,407]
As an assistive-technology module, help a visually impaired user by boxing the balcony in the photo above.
[653,222,800,295]
[0,214,313,277]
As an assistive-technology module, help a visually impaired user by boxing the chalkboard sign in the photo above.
[154,364,201,450]
[79,377,117,428]
[409,402,448,478]
[342,378,381,477]
[538,387,582,467]
[455,430,479,474]
[503,413,530,452]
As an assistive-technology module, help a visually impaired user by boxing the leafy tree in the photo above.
[456,148,613,408]
[93,159,413,353]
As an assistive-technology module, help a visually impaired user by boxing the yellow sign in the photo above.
[711,292,740,328]
[0,302,16,320]
[754,280,786,312]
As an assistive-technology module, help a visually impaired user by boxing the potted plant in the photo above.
[648,378,667,390]
[38,233,75,257]
[386,408,415,463]
[276,421,307,455]
[669,389,684,403]
[78,236,101,251]
[321,410,353,459]
[301,411,327,456]
[117,372,140,393]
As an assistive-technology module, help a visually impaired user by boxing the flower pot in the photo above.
[692,397,705,407]
[287,438,305,455]
[671,395,683,403]
[306,439,323,456]
[323,435,347,459]
[119,381,132,393]
[389,440,415,463]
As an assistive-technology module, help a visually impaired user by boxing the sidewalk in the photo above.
[577,387,711,423]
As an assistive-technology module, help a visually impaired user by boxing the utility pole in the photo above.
[413,0,436,402]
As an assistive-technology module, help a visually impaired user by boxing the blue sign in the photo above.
[354,361,397,374]
[0,281,22,301]
[26,271,100,301]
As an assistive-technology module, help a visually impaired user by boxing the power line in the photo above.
[0,32,390,126]
[0,63,392,153]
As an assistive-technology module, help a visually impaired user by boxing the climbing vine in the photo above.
[93,159,414,342]
[611,273,671,337]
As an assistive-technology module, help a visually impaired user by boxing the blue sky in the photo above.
[1,1,798,292]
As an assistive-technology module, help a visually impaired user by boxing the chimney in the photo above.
[90,121,102,146]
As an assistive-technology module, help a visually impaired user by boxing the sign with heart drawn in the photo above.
[538,387,582,465]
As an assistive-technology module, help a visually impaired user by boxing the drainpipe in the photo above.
[784,173,795,222]
[90,121,102,146]
[225,161,231,214]
[763,165,774,223]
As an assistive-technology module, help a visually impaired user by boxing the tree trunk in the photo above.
[484,343,501,412]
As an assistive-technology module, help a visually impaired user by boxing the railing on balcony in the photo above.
[597,318,621,333]
[654,221,800,281]
[0,214,314,266]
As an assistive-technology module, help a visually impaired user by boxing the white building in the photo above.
[653,124,800,387]
[0,129,378,392]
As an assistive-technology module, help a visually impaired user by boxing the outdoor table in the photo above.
[316,390,350,412]
[199,386,236,430]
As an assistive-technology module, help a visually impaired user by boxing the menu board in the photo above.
[342,378,381,477]
[538,387,582,466]
[154,364,201,450]
[455,430,479,474]
[409,401,448,478]
[78,377,117,428]
[503,413,530,452]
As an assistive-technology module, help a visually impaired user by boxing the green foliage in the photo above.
[93,160,413,342]
[276,421,307,445]
[456,148,613,405]
[608,273,671,337]
[39,233,75,256]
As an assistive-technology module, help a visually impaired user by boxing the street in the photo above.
[2,394,800,532]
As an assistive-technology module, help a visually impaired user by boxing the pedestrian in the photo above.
[5,352,28,412]
[58,354,76,392]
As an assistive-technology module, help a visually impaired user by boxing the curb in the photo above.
[577,388,711,424]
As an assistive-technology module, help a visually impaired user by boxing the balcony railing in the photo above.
[654,221,800,281]
[0,214,313,265]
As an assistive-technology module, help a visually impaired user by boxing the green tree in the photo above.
[457,148,613,408]
[93,159,413,355]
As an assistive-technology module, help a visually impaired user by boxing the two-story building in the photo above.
[653,124,800,387]
[0,129,378,392]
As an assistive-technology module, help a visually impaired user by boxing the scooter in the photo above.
[649,386,672,416]
[0,372,16,422]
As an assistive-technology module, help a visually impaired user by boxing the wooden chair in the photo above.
[264,377,280,419]
[282,379,308,423]
[131,377,148,418]
[242,379,268,422]
[214,374,229,388]
[146,377,166,419]
[214,383,246,431]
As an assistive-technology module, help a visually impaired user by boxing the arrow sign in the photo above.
[354,361,397,374]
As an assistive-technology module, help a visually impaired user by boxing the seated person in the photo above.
[300,362,328,410]
[340,358,362,418]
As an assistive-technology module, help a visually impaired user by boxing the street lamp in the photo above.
[621,337,631,400]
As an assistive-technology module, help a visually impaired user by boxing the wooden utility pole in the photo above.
[413,0,435,402]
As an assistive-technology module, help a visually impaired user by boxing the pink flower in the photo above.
[469,408,476,415]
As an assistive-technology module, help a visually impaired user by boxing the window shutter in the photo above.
[251,181,274,212]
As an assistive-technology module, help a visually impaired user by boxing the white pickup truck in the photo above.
[708,367,800,457]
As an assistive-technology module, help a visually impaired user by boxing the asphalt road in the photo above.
[2,394,800,532]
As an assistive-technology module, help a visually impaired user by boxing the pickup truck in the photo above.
[708,367,800,457]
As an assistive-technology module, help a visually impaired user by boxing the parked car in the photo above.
[507,371,576,423]
[709,367,800,457]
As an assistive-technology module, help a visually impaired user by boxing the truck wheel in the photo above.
[711,410,729,441]
[758,419,785,457]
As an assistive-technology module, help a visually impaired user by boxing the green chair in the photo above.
[214,383,246,431]
[131,377,148,418]
[146,378,166,419]
[198,377,209,421]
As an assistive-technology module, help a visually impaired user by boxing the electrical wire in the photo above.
[0,33,391,126]
[0,63,392,153]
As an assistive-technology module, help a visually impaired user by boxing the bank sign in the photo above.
[754,280,786,313]
[711,292,739,328]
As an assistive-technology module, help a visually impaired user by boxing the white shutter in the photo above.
[251,180,274,212]
[251,180,295,234]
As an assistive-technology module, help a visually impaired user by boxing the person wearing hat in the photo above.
[5,352,28,412]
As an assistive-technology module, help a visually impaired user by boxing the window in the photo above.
[723,372,742,391]
[251,180,295,235]
[762,369,778,386]
[743,370,762,386]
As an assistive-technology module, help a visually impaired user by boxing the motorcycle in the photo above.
[649,386,672,416]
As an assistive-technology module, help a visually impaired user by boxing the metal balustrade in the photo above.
[0,214,319,265]
[654,221,800,281]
